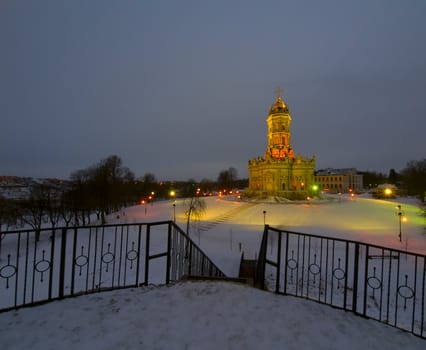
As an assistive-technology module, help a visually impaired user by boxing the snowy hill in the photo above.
[1,193,425,349]
[1,281,424,350]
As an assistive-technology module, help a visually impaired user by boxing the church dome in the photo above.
[269,96,289,114]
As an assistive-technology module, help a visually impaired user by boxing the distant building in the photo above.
[315,168,363,193]
[247,91,315,199]
[0,176,68,200]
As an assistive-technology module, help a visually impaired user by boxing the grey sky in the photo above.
[1,0,425,181]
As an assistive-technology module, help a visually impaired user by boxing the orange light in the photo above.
[402,216,408,223]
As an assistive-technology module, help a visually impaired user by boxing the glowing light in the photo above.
[402,216,408,223]
[384,188,393,196]
[312,185,318,191]
[170,190,176,197]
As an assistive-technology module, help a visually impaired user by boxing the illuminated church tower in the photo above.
[248,90,315,199]
[265,93,294,160]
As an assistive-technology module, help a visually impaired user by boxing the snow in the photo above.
[126,193,426,276]
[1,193,425,349]
[1,281,424,350]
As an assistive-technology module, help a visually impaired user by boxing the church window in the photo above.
[272,149,279,158]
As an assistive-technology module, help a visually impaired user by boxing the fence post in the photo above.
[188,242,193,276]
[144,224,151,286]
[283,231,289,295]
[58,227,67,299]
[166,222,172,284]
[135,224,142,286]
[275,231,282,293]
[352,242,360,313]
[255,225,269,289]
[48,228,56,300]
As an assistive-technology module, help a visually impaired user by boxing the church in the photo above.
[247,91,316,199]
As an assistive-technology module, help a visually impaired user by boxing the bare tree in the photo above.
[401,159,426,203]
[43,184,62,229]
[58,190,74,227]
[19,185,46,242]
[69,155,135,224]
[185,195,206,237]
[0,195,19,258]
[217,167,238,191]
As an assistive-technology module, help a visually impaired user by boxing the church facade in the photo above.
[247,92,316,199]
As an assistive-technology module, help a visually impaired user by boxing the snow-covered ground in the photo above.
[124,193,426,276]
[1,281,425,350]
[1,193,425,349]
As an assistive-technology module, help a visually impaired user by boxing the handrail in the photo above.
[0,221,226,312]
[256,225,426,339]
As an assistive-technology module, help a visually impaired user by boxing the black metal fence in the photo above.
[256,225,426,338]
[0,221,225,312]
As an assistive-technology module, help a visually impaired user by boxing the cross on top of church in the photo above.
[275,87,283,98]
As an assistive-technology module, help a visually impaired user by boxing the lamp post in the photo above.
[263,210,266,226]
[172,203,176,223]
[169,190,176,222]
[396,205,403,242]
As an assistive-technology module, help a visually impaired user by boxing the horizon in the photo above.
[0,163,406,183]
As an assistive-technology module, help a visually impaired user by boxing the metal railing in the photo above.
[256,225,426,338]
[0,221,225,312]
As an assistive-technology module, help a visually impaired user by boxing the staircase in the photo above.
[197,202,256,233]
[238,255,257,286]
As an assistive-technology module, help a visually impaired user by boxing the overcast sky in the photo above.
[1,0,425,181]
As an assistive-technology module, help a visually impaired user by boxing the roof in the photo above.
[269,96,289,114]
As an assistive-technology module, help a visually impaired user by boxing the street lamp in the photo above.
[172,203,176,223]
[140,200,147,215]
[395,205,407,242]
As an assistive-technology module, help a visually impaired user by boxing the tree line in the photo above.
[1,155,425,240]
[0,156,246,238]
[361,158,426,202]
